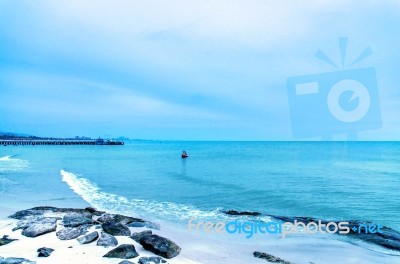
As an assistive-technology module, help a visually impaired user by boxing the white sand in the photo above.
[1,217,399,264]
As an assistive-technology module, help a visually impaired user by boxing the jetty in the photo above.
[0,138,124,146]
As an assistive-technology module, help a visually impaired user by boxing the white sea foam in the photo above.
[0,155,11,161]
[60,169,228,222]
[0,155,29,172]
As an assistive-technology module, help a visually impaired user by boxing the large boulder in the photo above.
[253,251,294,264]
[139,234,180,259]
[127,221,160,230]
[84,207,105,216]
[97,213,144,225]
[103,244,139,259]
[9,206,92,220]
[130,230,152,243]
[138,256,167,264]
[97,232,118,247]
[37,247,54,257]
[62,213,94,227]
[102,222,131,236]
[77,231,99,244]
[0,235,18,246]
[21,218,57,237]
[0,257,36,264]
[56,226,89,240]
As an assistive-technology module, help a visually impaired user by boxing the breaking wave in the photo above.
[0,155,29,172]
[60,169,233,223]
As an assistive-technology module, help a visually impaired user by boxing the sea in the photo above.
[0,141,399,251]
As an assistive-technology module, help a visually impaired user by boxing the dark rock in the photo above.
[130,230,152,243]
[97,213,144,225]
[127,221,160,230]
[9,209,45,220]
[102,222,131,236]
[223,210,261,216]
[62,213,94,227]
[253,251,294,264]
[0,257,36,263]
[118,261,135,264]
[270,215,400,252]
[37,247,54,257]
[56,225,89,240]
[344,220,400,251]
[139,234,180,259]
[9,207,92,220]
[97,232,118,247]
[21,217,57,237]
[77,231,99,244]
[0,235,18,246]
[85,207,105,216]
[103,244,139,259]
[13,216,59,232]
[138,256,168,264]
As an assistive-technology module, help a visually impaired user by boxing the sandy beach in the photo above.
[1,206,399,264]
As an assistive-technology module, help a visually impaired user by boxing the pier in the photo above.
[0,139,124,146]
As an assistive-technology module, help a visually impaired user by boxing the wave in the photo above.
[59,170,400,255]
[0,155,29,172]
[0,155,11,161]
[60,169,233,223]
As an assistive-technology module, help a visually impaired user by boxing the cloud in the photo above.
[0,0,399,139]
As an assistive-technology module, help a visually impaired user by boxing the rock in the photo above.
[130,230,152,243]
[77,231,99,244]
[270,215,400,252]
[139,234,181,259]
[0,257,36,264]
[344,221,400,251]
[9,206,92,220]
[21,217,57,237]
[37,247,54,257]
[103,244,139,259]
[62,213,94,227]
[118,261,135,264]
[85,207,105,216]
[102,222,131,236]
[0,235,18,246]
[223,210,261,216]
[97,232,118,247]
[56,226,89,240]
[138,256,167,264]
[97,213,144,225]
[253,251,294,264]
[127,221,160,230]
[13,216,49,231]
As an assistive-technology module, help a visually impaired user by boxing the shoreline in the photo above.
[1,206,399,264]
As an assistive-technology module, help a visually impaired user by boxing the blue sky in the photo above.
[0,1,399,140]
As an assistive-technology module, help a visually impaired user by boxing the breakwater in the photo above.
[0,139,124,146]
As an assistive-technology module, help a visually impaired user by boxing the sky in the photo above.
[0,0,399,140]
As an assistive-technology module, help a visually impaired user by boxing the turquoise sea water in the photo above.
[0,141,399,233]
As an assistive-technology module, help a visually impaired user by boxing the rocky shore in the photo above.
[0,206,181,264]
[223,210,400,252]
[1,207,399,264]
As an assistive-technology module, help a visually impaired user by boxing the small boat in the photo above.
[181,150,188,158]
